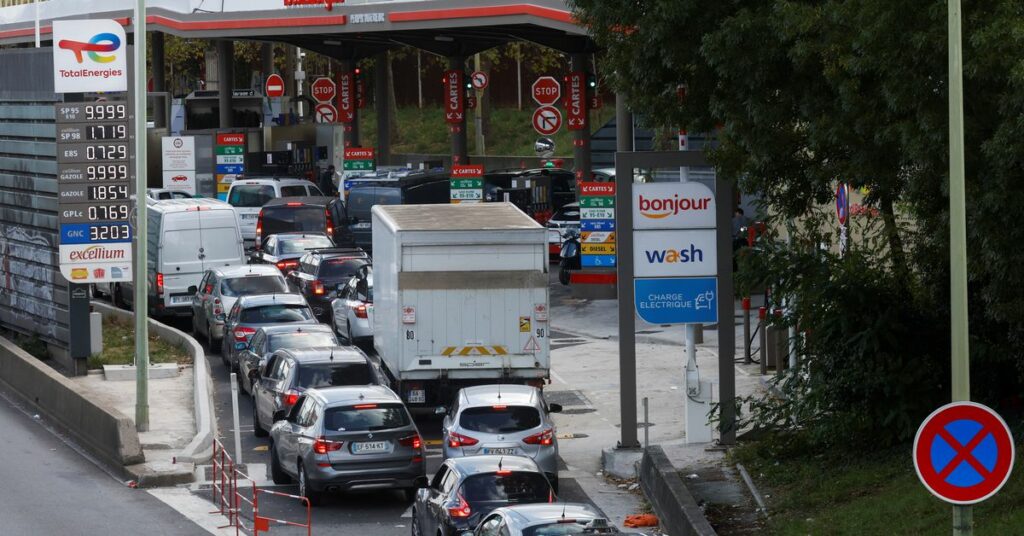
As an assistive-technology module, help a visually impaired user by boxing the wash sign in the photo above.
[632,182,718,324]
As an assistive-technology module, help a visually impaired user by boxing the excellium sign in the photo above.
[52,20,127,93]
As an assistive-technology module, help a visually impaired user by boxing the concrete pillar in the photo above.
[217,40,234,128]
[375,53,391,165]
[448,55,468,165]
[570,53,592,182]
[151,32,166,127]
[343,60,360,148]
[615,92,633,153]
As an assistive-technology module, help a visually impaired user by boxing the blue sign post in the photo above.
[634,277,718,324]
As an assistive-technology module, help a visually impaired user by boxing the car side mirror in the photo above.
[549,403,563,414]
[188,285,198,294]
[434,406,447,416]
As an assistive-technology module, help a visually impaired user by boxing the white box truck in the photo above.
[371,203,551,408]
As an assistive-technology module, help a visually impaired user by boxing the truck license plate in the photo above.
[407,389,425,404]
[484,448,516,455]
[352,441,388,454]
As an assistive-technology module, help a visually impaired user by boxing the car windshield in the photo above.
[320,259,367,282]
[459,406,541,434]
[239,304,313,323]
[229,185,275,208]
[220,275,288,297]
[267,332,337,352]
[296,362,373,389]
[460,472,551,504]
[262,206,325,236]
[323,403,410,432]
[279,236,333,254]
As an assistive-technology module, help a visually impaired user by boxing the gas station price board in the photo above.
[56,101,135,283]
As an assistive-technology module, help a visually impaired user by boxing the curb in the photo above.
[92,302,217,467]
[639,446,718,536]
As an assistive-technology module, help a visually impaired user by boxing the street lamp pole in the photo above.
[134,0,150,433]
[947,0,971,533]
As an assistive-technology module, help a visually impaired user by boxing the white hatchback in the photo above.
[226,178,325,243]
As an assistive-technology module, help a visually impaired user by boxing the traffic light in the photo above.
[463,73,473,91]
[353,67,362,78]
[586,73,598,91]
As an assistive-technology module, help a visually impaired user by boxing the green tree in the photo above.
[571,0,1024,446]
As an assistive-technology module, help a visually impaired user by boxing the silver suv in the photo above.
[440,385,563,491]
[269,385,427,506]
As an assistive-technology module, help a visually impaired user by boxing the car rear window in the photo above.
[239,304,314,323]
[323,403,410,432]
[280,186,307,197]
[262,206,325,236]
[220,275,288,297]
[229,185,275,208]
[459,406,541,434]
[319,259,367,282]
[296,362,373,389]
[268,332,337,352]
[279,236,333,254]
[460,472,551,504]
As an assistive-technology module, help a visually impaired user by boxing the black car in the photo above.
[237,324,339,395]
[251,346,386,437]
[412,455,554,536]
[483,168,576,224]
[249,232,336,275]
[345,170,451,251]
[256,196,354,247]
[286,249,370,323]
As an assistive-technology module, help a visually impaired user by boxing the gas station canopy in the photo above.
[0,0,595,57]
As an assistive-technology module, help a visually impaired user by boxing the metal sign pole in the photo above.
[615,158,640,449]
[948,0,972,531]
[134,0,150,433]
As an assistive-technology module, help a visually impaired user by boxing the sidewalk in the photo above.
[549,294,768,532]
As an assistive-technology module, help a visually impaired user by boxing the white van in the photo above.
[226,177,325,244]
[111,198,246,318]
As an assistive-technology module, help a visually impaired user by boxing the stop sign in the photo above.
[311,77,336,103]
[532,76,561,106]
[265,73,285,98]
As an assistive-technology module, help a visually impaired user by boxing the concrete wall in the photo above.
[0,335,144,471]
[639,446,718,536]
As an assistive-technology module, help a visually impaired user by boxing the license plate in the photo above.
[406,389,425,404]
[169,295,192,305]
[352,441,388,454]
[241,214,257,220]
[484,448,516,455]
[353,222,371,229]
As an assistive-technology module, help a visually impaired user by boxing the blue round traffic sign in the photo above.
[913,401,1014,505]
[835,183,849,225]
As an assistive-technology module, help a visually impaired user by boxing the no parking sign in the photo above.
[913,401,1014,505]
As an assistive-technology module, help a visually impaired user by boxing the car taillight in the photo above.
[312,280,325,295]
[233,326,256,341]
[313,436,343,454]
[325,209,334,235]
[282,389,300,407]
[447,492,471,519]
[276,260,298,272]
[447,431,479,448]
[286,202,303,206]
[354,304,368,318]
[523,428,554,446]
[213,298,223,318]
[399,434,422,450]
[156,272,164,295]
[255,213,263,245]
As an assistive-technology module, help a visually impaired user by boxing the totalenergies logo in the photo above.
[638,194,712,219]
[58,32,121,64]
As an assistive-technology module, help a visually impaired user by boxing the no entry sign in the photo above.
[265,74,285,98]
[311,77,336,103]
[913,401,1014,505]
[314,103,338,123]
[532,76,561,106]
[533,106,562,136]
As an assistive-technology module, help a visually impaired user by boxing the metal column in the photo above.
[615,94,632,152]
[614,157,640,450]
[570,53,591,182]
[448,55,468,165]
[216,40,233,128]
[151,31,166,128]
[715,172,737,445]
[375,53,390,165]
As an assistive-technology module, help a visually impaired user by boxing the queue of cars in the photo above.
[98,172,627,534]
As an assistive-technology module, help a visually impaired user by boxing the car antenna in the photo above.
[498,457,503,472]
[497,383,502,400]
[561,501,567,519]
[330,347,334,360]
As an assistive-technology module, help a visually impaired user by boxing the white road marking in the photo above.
[147,487,236,535]
[401,505,413,518]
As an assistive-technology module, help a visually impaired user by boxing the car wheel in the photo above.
[298,462,322,507]
[253,400,267,437]
[411,509,423,536]
[269,444,290,484]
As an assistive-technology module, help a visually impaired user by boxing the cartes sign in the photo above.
[914,401,1014,505]
[566,71,587,131]
[52,19,127,93]
[337,72,355,123]
[444,69,465,123]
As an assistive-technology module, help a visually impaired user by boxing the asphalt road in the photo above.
[0,387,209,535]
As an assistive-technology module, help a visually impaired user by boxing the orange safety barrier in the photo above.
[253,488,312,536]
[233,467,259,536]
[210,439,239,528]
